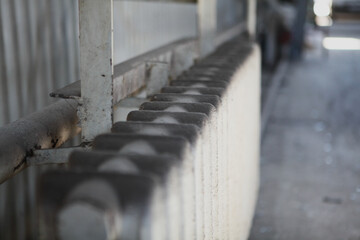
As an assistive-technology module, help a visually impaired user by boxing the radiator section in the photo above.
[38,38,260,240]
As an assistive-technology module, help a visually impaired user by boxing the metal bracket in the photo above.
[145,61,169,97]
[27,146,90,166]
[49,81,81,100]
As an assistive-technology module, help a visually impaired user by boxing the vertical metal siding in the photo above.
[113,1,197,64]
[0,0,79,126]
[0,0,79,239]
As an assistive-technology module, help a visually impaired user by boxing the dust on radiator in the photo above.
[38,38,261,240]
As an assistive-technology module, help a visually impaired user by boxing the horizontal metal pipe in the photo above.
[0,99,80,184]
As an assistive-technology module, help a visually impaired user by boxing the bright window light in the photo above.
[323,37,360,50]
[314,2,331,16]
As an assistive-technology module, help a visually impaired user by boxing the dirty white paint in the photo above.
[112,38,198,105]
[58,203,109,240]
[140,126,171,136]
[146,61,169,97]
[58,180,122,240]
[119,141,158,155]
[198,0,217,57]
[39,42,261,240]
[247,0,257,39]
[0,1,261,239]
[113,98,147,122]
[164,106,188,113]
[79,0,114,142]
[152,116,180,124]
[98,158,139,174]
[226,45,261,239]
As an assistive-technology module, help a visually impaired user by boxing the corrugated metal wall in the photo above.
[113,1,197,64]
[0,0,79,127]
[0,0,79,239]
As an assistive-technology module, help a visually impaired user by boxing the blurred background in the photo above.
[252,0,360,239]
[0,0,359,239]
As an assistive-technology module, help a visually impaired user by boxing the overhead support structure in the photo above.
[78,0,114,142]
[247,0,257,40]
[197,0,217,57]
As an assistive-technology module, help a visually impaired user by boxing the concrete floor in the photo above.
[249,22,360,240]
